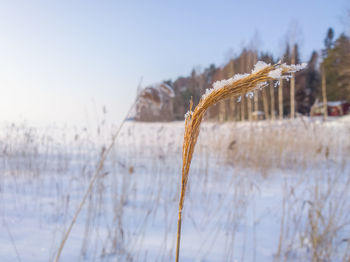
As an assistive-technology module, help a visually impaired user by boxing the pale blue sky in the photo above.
[0,0,348,126]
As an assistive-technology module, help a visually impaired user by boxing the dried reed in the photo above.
[54,99,139,262]
[175,62,306,262]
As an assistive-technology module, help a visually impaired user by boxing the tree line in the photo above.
[163,28,350,121]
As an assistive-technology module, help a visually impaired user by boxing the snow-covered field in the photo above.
[0,117,350,262]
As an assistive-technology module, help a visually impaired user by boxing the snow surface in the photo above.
[0,118,349,262]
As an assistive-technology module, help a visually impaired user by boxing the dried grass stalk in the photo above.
[175,62,306,262]
[54,99,138,262]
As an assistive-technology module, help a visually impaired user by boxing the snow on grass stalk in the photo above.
[175,61,306,262]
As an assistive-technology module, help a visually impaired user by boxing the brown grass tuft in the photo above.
[175,62,306,262]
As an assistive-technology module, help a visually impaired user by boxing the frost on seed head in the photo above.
[184,110,193,121]
[269,63,307,81]
[200,61,307,102]
[246,91,254,99]
[268,68,282,79]
[252,61,270,74]
[202,73,249,100]
[274,80,280,88]
[282,62,307,73]
[256,81,268,90]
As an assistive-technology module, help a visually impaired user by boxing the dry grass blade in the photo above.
[54,99,138,262]
[175,62,307,262]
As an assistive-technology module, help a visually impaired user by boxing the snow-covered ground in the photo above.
[0,117,350,261]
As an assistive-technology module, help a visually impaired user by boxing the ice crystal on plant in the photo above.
[202,73,249,100]
[252,61,270,73]
[184,110,193,120]
[268,68,282,79]
[274,80,280,88]
[246,92,254,99]
[200,61,307,102]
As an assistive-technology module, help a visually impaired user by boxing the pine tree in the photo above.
[323,34,350,101]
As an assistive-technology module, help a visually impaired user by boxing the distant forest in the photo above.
[160,28,350,121]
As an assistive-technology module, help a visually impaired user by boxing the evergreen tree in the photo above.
[323,34,350,101]
[295,51,320,114]
[323,28,334,56]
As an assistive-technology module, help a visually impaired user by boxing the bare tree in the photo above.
[283,22,302,119]
[262,87,269,120]
[290,44,296,119]
[246,51,255,121]
[227,59,236,121]
[240,96,246,121]
[254,91,259,120]
[216,69,226,121]
[270,81,275,120]
[279,79,283,119]
[247,97,252,121]
[321,65,328,120]
[240,52,246,121]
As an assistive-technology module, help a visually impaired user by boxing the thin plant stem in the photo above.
[54,99,138,262]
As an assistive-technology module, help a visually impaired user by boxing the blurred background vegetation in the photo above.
[136,26,350,122]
